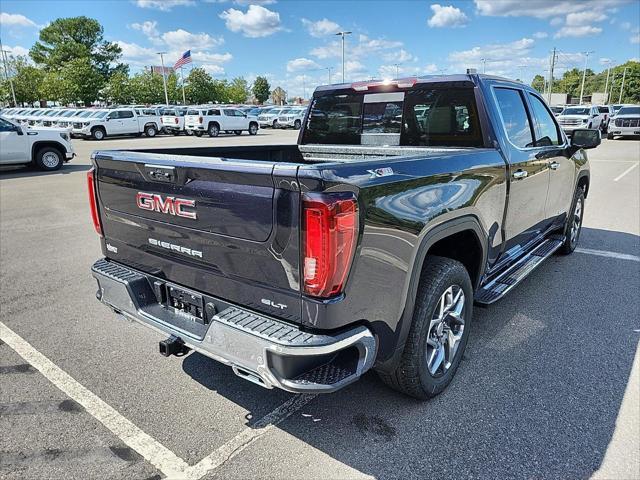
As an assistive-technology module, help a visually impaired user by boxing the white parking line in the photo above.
[0,320,318,480]
[613,162,639,182]
[0,321,190,478]
[575,248,640,262]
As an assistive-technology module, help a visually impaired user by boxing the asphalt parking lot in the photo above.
[1,129,638,480]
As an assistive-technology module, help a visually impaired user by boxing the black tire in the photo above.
[193,131,203,137]
[35,146,63,171]
[294,119,302,130]
[145,125,157,137]
[558,188,585,255]
[208,123,219,137]
[272,120,278,129]
[91,127,106,141]
[234,130,242,135]
[185,129,194,136]
[377,256,473,400]
[607,133,614,140]
[248,122,258,135]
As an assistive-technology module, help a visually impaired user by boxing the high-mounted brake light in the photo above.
[87,168,103,237]
[198,116,203,124]
[351,77,418,91]
[302,193,358,298]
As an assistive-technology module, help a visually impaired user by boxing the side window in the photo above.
[0,118,15,132]
[223,109,235,116]
[234,109,246,117]
[107,111,119,120]
[494,88,534,148]
[527,94,560,146]
[119,110,134,119]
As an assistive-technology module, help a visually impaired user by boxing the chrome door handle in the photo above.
[549,161,560,170]
[513,170,528,179]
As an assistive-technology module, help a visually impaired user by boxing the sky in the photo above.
[1,0,639,98]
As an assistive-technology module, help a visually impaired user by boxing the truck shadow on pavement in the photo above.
[182,227,639,479]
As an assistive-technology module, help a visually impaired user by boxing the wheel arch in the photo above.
[576,171,590,198]
[375,215,488,372]
[31,141,65,162]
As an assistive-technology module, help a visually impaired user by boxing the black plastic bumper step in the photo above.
[475,238,563,305]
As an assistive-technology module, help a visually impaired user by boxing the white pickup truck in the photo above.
[72,107,161,140]
[160,107,192,135]
[185,107,259,137]
[0,115,74,170]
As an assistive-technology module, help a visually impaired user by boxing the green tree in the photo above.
[102,71,132,104]
[185,68,214,104]
[0,56,45,105]
[129,70,166,104]
[609,61,640,103]
[227,77,249,103]
[39,70,68,104]
[531,74,545,93]
[252,76,270,104]
[30,16,124,78]
[59,57,104,105]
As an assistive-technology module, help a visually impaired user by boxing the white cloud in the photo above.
[599,57,613,65]
[0,12,38,27]
[424,63,439,74]
[565,11,607,26]
[301,18,341,37]
[161,29,224,50]
[202,64,225,75]
[116,40,158,66]
[287,57,321,72]
[549,17,563,26]
[449,37,535,64]
[134,0,195,11]
[129,20,162,44]
[533,31,548,39]
[219,5,282,38]
[382,49,416,63]
[554,25,602,38]
[621,21,631,30]
[232,0,276,5]
[310,34,403,61]
[631,34,640,44]
[193,51,232,64]
[3,45,30,58]
[427,4,469,28]
[474,0,626,19]
[343,60,367,77]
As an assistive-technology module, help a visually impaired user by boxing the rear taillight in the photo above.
[87,168,102,236]
[175,117,179,124]
[302,193,358,298]
[198,116,203,124]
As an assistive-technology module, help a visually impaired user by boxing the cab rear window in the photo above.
[302,87,483,147]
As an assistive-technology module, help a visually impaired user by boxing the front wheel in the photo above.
[607,133,614,140]
[91,127,105,141]
[35,147,63,171]
[145,125,157,137]
[377,256,473,400]
[558,188,585,255]
[248,123,258,135]
[193,131,203,137]
[294,119,302,130]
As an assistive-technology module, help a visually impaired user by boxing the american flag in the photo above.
[173,50,192,70]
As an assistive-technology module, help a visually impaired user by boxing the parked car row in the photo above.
[554,103,639,138]
[1,103,310,141]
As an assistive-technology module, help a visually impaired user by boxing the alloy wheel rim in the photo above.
[571,197,583,244]
[42,152,60,168]
[95,130,104,139]
[426,285,465,377]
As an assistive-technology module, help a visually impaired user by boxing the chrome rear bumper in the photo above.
[91,259,376,393]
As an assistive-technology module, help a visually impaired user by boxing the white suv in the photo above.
[556,105,603,135]
[607,105,640,139]
[0,115,75,170]
[185,107,259,137]
[276,107,307,129]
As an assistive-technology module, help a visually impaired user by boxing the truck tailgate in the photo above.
[93,150,303,323]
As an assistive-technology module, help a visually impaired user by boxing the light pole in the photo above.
[579,51,594,104]
[480,58,487,73]
[0,37,17,106]
[603,60,612,103]
[618,66,628,103]
[156,51,169,105]
[393,63,401,78]
[335,31,352,83]
[325,67,332,84]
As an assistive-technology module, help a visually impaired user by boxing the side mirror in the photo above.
[571,129,601,149]
[14,125,24,135]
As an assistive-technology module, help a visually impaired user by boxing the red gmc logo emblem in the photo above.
[136,192,197,220]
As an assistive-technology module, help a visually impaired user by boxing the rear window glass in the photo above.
[302,87,483,147]
[598,107,610,113]
[563,107,590,115]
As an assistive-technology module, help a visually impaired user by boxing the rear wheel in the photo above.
[558,188,585,255]
[234,130,242,135]
[377,256,473,400]
[208,123,219,137]
[248,123,258,135]
[145,125,157,137]
[35,146,63,171]
[294,119,302,130]
[607,133,614,140]
[185,129,194,136]
[272,120,278,129]
[193,131,203,137]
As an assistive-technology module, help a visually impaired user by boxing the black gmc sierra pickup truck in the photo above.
[89,74,600,399]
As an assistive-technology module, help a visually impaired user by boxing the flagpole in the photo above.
[180,66,186,105]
